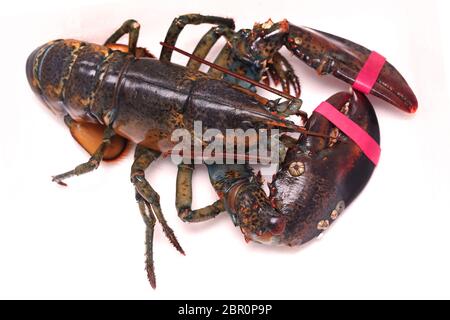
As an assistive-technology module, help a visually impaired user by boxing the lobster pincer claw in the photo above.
[218,91,380,247]
[269,90,380,246]
[284,24,418,113]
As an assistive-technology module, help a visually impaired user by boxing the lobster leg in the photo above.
[284,24,418,113]
[175,163,225,222]
[207,46,234,79]
[104,19,141,55]
[160,14,235,63]
[180,200,224,223]
[104,20,155,59]
[186,26,235,71]
[136,192,157,288]
[159,14,235,80]
[131,145,184,288]
[51,124,115,186]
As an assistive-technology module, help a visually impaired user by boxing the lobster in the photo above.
[25,15,416,288]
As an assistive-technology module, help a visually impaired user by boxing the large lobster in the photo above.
[25,15,417,288]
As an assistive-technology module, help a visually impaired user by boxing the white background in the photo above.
[0,0,449,299]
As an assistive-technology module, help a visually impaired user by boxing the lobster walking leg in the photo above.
[181,200,224,222]
[186,26,235,71]
[176,164,225,222]
[207,46,233,79]
[172,143,230,223]
[131,145,184,288]
[175,164,194,215]
[160,14,235,63]
[136,193,157,288]
[160,14,236,80]
[52,125,115,186]
[104,19,141,55]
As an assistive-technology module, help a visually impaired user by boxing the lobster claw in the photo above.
[223,90,380,247]
[285,24,418,113]
[270,90,380,246]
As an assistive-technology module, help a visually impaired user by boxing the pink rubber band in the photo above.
[314,102,381,165]
[352,51,386,94]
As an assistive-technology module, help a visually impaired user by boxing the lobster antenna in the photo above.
[160,42,346,143]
